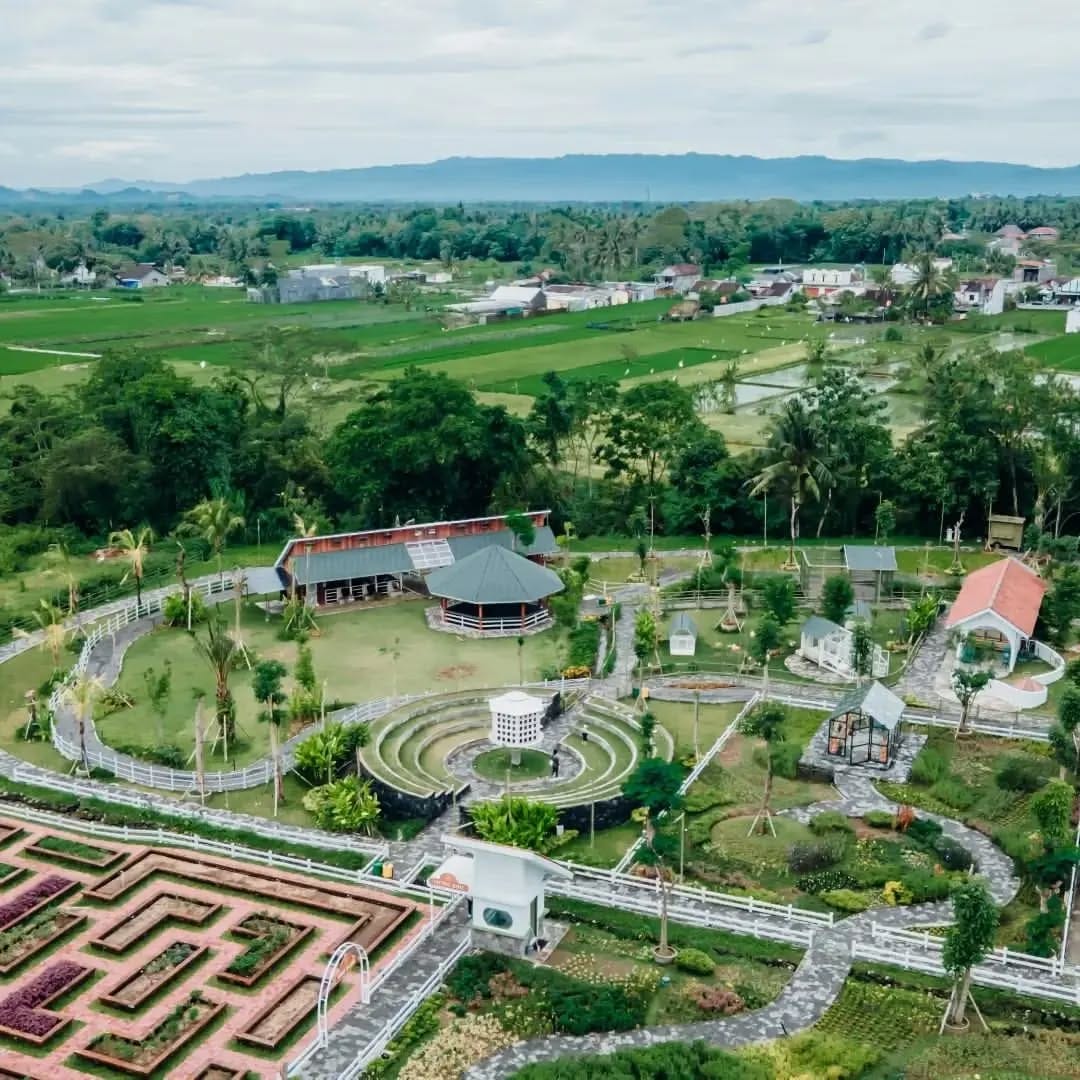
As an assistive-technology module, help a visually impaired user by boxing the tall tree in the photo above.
[738,702,787,835]
[748,398,833,569]
[253,659,288,813]
[952,668,991,737]
[191,614,239,752]
[181,498,245,580]
[108,526,153,610]
[942,880,998,1029]
[61,674,104,774]
[15,600,68,672]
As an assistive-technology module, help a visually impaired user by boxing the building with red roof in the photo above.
[945,557,1047,672]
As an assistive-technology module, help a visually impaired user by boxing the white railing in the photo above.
[6,763,388,860]
[987,677,1048,711]
[439,609,552,633]
[1063,819,1080,968]
[553,861,834,929]
[549,875,818,948]
[901,709,1052,743]
[864,923,1078,979]
[1033,640,1067,686]
[851,940,1080,1006]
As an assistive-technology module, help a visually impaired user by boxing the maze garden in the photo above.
[0,816,423,1079]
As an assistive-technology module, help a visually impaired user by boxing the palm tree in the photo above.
[191,614,240,753]
[47,541,79,616]
[748,399,833,570]
[181,499,245,581]
[61,674,104,774]
[109,527,153,611]
[719,360,739,414]
[905,252,956,321]
[253,660,288,814]
[15,600,69,671]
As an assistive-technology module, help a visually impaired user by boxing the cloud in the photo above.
[2,1,1078,186]
[917,20,952,40]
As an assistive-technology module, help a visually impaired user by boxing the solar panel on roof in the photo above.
[406,539,455,571]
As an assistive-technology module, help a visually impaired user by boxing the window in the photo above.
[482,907,513,930]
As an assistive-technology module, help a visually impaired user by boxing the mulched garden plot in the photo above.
[219,914,313,988]
[193,1067,246,1080]
[0,824,24,849]
[235,975,322,1050]
[98,940,209,1011]
[22,835,127,872]
[77,992,226,1077]
[0,907,87,974]
[90,892,223,953]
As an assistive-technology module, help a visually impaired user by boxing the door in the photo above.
[848,715,871,764]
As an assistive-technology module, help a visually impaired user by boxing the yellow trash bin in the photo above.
[381,862,394,879]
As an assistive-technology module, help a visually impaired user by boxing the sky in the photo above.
[3,0,1080,188]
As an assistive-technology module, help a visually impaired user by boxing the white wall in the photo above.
[1067,309,1080,334]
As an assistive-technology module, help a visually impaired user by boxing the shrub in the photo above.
[931,836,973,872]
[690,985,743,1014]
[675,948,715,976]
[905,817,943,845]
[548,984,643,1035]
[930,777,977,811]
[447,953,507,1002]
[821,889,872,913]
[863,810,895,830]
[797,869,858,895]
[901,869,953,903]
[849,864,896,888]
[769,741,802,780]
[909,746,949,786]
[995,755,1048,793]
[161,592,207,627]
[809,811,854,836]
[881,880,913,906]
[787,838,847,873]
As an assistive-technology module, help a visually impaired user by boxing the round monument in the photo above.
[488,690,545,765]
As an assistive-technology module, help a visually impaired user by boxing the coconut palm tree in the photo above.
[191,614,239,753]
[15,600,69,672]
[47,541,79,616]
[748,398,833,570]
[108,527,153,611]
[718,360,739,414]
[61,674,104,774]
[905,252,956,321]
[181,498,245,581]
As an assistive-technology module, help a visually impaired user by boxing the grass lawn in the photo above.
[472,748,550,782]
[557,821,641,868]
[643,701,743,759]
[0,646,73,771]
[101,598,561,766]
[1027,332,1080,371]
[588,554,701,585]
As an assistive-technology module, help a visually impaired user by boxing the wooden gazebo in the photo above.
[826,681,905,768]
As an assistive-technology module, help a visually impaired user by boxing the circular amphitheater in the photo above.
[357,690,674,812]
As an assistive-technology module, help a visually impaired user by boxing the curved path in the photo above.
[465,769,1020,1079]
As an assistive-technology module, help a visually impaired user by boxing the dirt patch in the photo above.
[717,737,745,767]
[437,664,477,681]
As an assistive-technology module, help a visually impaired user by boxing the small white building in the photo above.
[668,612,698,657]
[489,690,544,759]
[654,264,701,294]
[347,264,388,287]
[802,267,865,292]
[489,285,547,311]
[430,835,572,956]
[799,615,889,679]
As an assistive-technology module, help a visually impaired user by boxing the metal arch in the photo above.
[317,942,370,1047]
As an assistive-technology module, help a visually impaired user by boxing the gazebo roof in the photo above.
[828,681,906,731]
[427,545,564,606]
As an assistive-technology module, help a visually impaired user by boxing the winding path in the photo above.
[465,769,1021,1079]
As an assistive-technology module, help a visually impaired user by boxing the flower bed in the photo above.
[77,991,225,1077]
[0,959,94,1044]
[99,940,208,1011]
[0,907,87,974]
[0,876,77,930]
[24,834,126,870]
[90,892,222,953]
[219,913,312,988]
[236,974,322,1050]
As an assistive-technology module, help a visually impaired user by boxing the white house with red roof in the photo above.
[654,264,701,294]
[945,558,1047,673]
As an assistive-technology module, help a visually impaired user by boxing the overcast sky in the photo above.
[4,0,1080,187]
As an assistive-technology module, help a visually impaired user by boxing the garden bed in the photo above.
[235,974,322,1050]
[0,824,23,848]
[77,991,225,1076]
[193,1067,245,1080]
[23,834,126,871]
[0,863,23,887]
[219,914,312,987]
[90,892,222,953]
[0,906,86,973]
[99,940,209,1010]
[0,875,77,930]
[0,959,94,1045]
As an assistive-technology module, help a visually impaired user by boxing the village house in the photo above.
[653,263,701,294]
[891,258,952,286]
[114,263,169,289]
[1013,258,1057,284]
[60,261,97,287]
[1027,226,1060,243]
[800,266,865,299]
[954,277,1000,311]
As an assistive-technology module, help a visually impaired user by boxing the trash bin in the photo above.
[381,862,394,880]
[370,861,383,877]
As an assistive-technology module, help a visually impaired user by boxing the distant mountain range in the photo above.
[6,154,1080,204]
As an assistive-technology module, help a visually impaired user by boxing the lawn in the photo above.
[0,646,73,772]
[1026,332,1080,371]
[643,701,744,759]
[100,598,562,766]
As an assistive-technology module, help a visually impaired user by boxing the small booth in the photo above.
[987,514,1026,552]
[430,835,573,957]
[826,681,905,768]
[489,690,545,765]
[668,612,698,657]
[427,545,564,636]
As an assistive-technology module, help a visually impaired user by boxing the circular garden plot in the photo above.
[0,815,430,1078]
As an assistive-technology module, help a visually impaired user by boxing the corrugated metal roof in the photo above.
[448,526,558,560]
[242,566,287,595]
[427,545,564,605]
[828,681,905,731]
[291,544,412,586]
[843,546,898,572]
[669,612,698,637]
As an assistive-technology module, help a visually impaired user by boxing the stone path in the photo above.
[465,770,1022,1079]
[895,620,951,706]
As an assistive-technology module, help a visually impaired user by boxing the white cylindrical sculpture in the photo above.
[489,691,545,765]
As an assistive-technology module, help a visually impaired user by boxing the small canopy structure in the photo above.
[241,566,288,597]
[826,681,905,768]
[669,612,699,657]
[427,545,564,633]
[843,545,897,601]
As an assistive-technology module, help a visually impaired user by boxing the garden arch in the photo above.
[317,942,369,1047]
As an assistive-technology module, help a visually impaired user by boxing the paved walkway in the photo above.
[465,770,1022,1079]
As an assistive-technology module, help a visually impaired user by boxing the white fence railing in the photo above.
[439,608,552,633]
